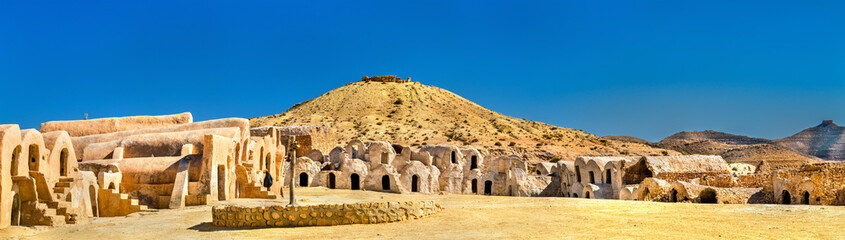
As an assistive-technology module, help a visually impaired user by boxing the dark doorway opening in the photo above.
[11,193,20,226]
[60,148,68,176]
[411,175,419,192]
[450,151,456,164]
[802,191,810,205]
[588,171,595,184]
[328,173,336,189]
[382,175,390,190]
[10,145,21,176]
[605,169,612,184]
[471,179,478,193]
[573,193,578,198]
[217,165,226,201]
[575,166,582,182]
[782,190,792,204]
[89,186,98,217]
[700,189,718,204]
[585,192,590,198]
[299,173,308,187]
[484,180,492,195]
[351,174,360,190]
[670,189,678,202]
[470,156,478,170]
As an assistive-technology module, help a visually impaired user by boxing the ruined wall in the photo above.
[212,201,441,228]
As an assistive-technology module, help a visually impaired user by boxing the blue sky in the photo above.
[1,1,843,141]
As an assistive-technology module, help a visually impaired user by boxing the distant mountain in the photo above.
[775,120,845,161]
[249,78,676,164]
[661,130,773,145]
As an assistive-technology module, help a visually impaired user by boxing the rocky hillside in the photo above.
[775,120,845,161]
[250,79,676,164]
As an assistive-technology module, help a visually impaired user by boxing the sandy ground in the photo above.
[2,187,844,240]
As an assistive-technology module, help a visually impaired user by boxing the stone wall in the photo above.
[212,200,441,228]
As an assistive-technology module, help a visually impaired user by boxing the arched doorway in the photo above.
[670,189,679,202]
[585,192,590,199]
[484,180,492,195]
[605,169,612,184]
[802,191,810,205]
[299,173,308,187]
[60,148,68,176]
[588,171,595,184]
[471,179,478,193]
[411,175,419,192]
[10,145,20,176]
[573,193,579,198]
[700,189,718,204]
[782,190,792,204]
[470,156,478,169]
[89,186,98,217]
[28,144,39,171]
[381,175,390,190]
[108,182,116,190]
[328,173,336,189]
[450,151,456,164]
[11,192,20,226]
[350,174,360,190]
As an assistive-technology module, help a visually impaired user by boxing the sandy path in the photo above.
[2,187,843,240]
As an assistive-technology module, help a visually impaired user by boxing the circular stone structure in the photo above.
[212,201,442,228]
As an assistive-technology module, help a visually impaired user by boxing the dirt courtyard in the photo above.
[2,187,843,240]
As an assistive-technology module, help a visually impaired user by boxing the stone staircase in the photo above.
[98,188,151,217]
[48,177,80,224]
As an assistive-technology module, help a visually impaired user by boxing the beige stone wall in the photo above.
[212,200,441,228]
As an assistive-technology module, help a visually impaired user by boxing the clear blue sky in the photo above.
[2,1,844,142]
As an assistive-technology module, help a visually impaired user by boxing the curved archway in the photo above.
[299,173,309,187]
[700,189,718,204]
[450,151,456,164]
[573,193,579,198]
[782,190,792,204]
[350,174,360,190]
[585,191,591,199]
[381,175,390,190]
[108,182,116,190]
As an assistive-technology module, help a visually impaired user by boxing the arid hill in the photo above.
[250,79,676,164]
[775,120,845,161]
